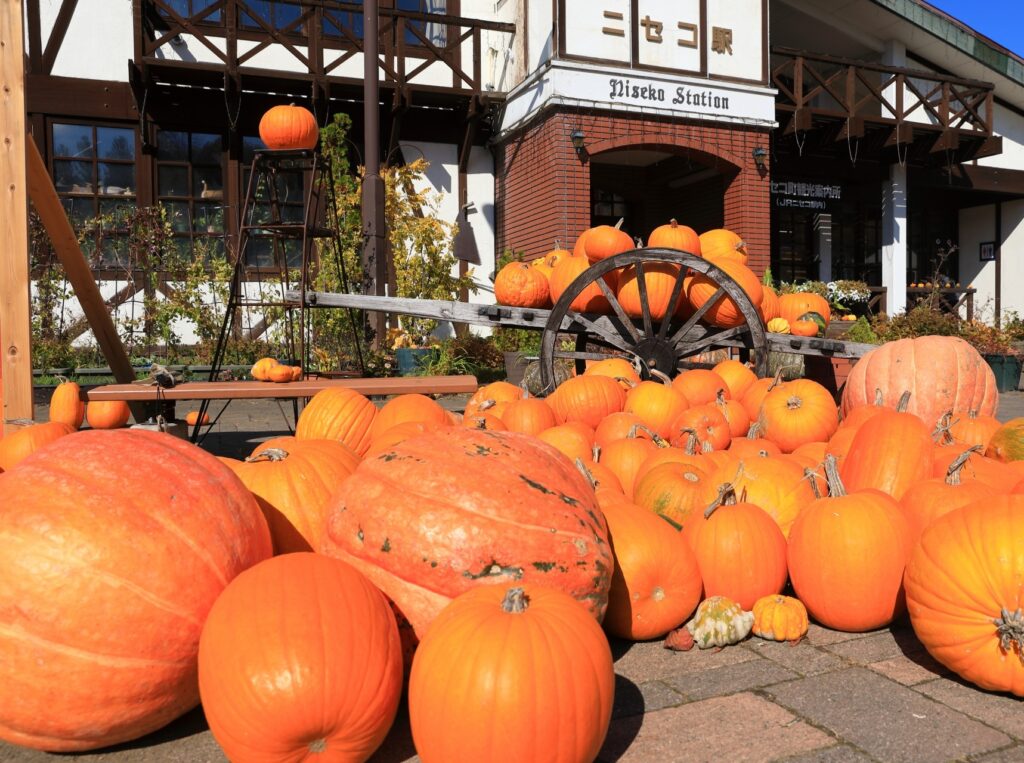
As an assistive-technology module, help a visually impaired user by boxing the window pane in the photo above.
[194,202,224,232]
[53,124,94,159]
[191,133,222,165]
[284,239,302,268]
[194,167,224,198]
[241,1,270,28]
[281,204,304,223]
[276,2,302,28]
[159,131,188,161]
[62,196,95,227]
[163,0,189,17]
[245,237,275,267]
[159,166,189,197]
[276,171,303,202]
[96,127,135,160]
[99,199,135,217]
[98,163,136,194]
[162,201,192,232]
[54,160,94,193]
[242,136,266,163]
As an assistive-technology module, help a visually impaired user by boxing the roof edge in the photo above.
[868,0,1024,88]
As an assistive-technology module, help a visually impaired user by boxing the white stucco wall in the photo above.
[47,0,134,82]
[958,204,997,320]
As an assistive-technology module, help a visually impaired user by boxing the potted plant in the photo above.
[387,327,440,376]
[492,327,541,386]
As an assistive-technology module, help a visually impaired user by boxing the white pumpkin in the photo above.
[685,595,754,648]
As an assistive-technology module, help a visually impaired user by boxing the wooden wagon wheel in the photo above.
[538,248,768,395]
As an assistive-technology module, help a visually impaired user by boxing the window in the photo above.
[241,1,304,31]
[240,136,305,268]
[323,0,448,46]
[156,130,226,257]
[157,0,222,23]
[52,123,137,227]
[771,208,816,284]
[591,189,628,227]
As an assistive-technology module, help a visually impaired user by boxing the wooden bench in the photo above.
[84,375,479,402]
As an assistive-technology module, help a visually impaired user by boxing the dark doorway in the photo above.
[772,208,816,282]
[588,149,728,243]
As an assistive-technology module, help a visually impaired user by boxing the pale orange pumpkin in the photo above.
[0,421,75,471]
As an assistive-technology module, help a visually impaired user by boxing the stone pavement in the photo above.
[5,391,1024,762]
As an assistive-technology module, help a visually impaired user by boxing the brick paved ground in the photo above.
[5,391,1024,763]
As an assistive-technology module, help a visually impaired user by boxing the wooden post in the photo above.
[25,138,147,422]
[0,0,34,432]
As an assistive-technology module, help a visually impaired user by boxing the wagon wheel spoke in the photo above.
[675,326,749,362]
[563,310,635,355]
[656,270,689,342]
[595,275,642,343]
[669,286,725,346]
[635,261,654,337]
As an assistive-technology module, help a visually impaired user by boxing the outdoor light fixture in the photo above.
[752,146,768,171]
[570,129,586,158]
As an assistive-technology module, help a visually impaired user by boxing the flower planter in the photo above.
[983,354,1022,393]
[503,351,531,387]
[395,348,438,376]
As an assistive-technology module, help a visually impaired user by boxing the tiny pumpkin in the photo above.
[251,357,280,381]
[267,364,296,383]
[751,595,809,642]
[767,317,791,334]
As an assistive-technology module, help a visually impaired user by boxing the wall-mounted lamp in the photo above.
[752,146,768,172]
[570,129,586,158]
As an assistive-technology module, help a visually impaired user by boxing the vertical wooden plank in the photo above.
[0,0,35,432]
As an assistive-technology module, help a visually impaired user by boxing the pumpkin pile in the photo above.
[494,220,829,337]
[3,331,1024,760]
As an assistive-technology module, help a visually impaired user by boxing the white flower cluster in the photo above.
[824,281,871,304]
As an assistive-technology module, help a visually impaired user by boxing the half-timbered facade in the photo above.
[21,0,1024,341]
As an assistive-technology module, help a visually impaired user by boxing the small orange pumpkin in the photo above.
[49,378,85,429]
[267,364,296,383]
[251,357,280,381]
[699,229,748,264]
[86,400,131,430]
[185,410,211,426]
[494,262,552,308]
[790,319,820,337]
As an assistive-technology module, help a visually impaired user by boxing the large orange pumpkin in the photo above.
[699,228,748,264]
[369,393,448,440]
[0,421,75,471]
[494,261,551,308]
[536,422,595,462]
[225,439,360,554]
[840,336,998,430]
[601,496,703,639]
[576,222,635,263]
[840,409,934,500]
[900,452,998,541]
[760,285,781,322]
[778,292,831,326]
[548,252,614,313]
[787,458,912,632]
[648,219,700,254]
[295,386,378,456]
[623,380,689,439]
[758,378,839,454]
[259,103,319,150]
[409,584,615,763]
[48,379,84,429]
[86,399,131,429]
[464,381,526,418]
[366,420,448,455]
[985,417,1024,462]
[683,488,788,609]
[198,553,403,761]
[713,359,757,400]
[632,461,709,528]
[547,374,626,429]
[320,429,613,662]
[685,259,763,328]
[945,409,1001,450]
[669,404,731,452]
[593,411,649,449]
[905,496,1024,695]
[616,262,683,320]
[584,357,641,389]
[598,431,660,498]
[500,397,557,436]
[672,368,729,406]
[0,430,272,751]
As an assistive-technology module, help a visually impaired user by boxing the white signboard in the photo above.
[560,0,765,82]
[498,60,777,136]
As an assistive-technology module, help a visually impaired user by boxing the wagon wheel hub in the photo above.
[633,337,679,376]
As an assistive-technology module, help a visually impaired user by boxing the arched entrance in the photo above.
[587,142,741,240]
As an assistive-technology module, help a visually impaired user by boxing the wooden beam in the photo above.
[42,0,78,75]
[1,0,34,432]
[25,138,147,423]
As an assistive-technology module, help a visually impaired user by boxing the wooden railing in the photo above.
[138,0,516,96]
[771,47,996,145]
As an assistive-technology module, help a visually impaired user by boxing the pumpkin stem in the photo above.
[896,391,912,413]
[873,388,884,406]
[682,429,699,456]
[629,423,669,448]
[470,416,489,429]
[245,447,290,463]
[994,608,1024,665]
[669,218,678,228]
[575,457,598,489]
[747,421,763,440]
[614,217,625,230]
[309,739,327,754]
[933,412,957,444]
[823,454,846,497]
[804,467,823,499]
[614,376,638,389]
[54,374,69,384]
[554,238,561,250]
[769,365,800,390]
[786,394,803,410]
[704,483,738,518]
[945,445,982,486]
[501,587,530,614]
[478,399,497,412]
[592,443,601,462]
[649,368,673,385]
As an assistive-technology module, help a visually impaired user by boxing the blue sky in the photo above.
[927,1,1024,56]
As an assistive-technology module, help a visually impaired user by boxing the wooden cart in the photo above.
[287,248,876,394]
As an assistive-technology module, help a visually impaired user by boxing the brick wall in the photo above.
[496,107,772,274]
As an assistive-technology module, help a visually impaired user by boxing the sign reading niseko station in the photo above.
[499,0,775,134]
